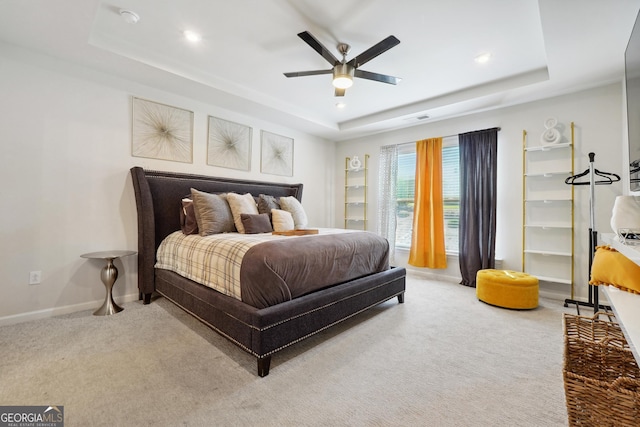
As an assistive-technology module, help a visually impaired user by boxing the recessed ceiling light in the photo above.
[475,52,491,64]
[184,30,202,43]
[335,102,346,109]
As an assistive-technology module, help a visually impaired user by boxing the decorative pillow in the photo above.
[179,198,199,235]
[590,245,640,294]
[190,188,236,236]
[241,213,273,234]
[226,192,259,234]
[279,196,308,229]
[271,209,295,232]
[257,194,280,217]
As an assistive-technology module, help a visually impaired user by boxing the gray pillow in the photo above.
[257,194,280,216]
[241,213,273,234]
[190,188,236,235]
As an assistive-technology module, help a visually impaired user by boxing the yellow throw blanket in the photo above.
[589,245,640,294]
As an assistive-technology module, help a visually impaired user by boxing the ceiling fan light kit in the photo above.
[332,64,354,89]
[284,31,400,97]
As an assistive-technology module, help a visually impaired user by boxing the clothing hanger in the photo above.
[564,169,589,185]
[564,153,620,186]
[595,169,620,182]
[565,169,620,185]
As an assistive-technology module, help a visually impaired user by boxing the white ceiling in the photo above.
[1,0,639,141]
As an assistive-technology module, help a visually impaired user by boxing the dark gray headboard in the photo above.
[130,166,303,300]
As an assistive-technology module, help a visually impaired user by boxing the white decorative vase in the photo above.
[349,156,362,170]
[610,196,640,235]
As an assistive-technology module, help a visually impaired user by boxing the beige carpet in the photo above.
[0,274,571,426]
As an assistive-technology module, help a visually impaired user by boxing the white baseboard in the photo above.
[404,257,503,284]
[0,293,141,326]
[539,289,567,302]
[406,267,461,283]
[407,267,572,304]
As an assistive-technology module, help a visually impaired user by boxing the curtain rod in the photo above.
[395,126,501,148]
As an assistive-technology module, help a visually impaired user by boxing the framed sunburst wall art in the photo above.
[131,97,193,163]
[207,116,252,171]
[260,130,294,177]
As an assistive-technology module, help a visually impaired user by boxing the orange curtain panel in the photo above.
[408,137,447,268]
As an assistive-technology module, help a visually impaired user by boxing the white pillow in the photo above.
[271,209,295,232]
[279,196,308,229]
[226,193,259,234]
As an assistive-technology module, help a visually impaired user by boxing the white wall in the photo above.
[0,46,334,324]
[335,84,624,301]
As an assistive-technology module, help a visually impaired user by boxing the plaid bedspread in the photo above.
[155,228,389,308]
[155,231,289,300]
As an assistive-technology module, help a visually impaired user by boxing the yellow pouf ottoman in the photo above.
[476,269,539,310]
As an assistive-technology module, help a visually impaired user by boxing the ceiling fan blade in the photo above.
[348,35,400,68]
[297,31,340,65]
[354,69,401,85]
[334,87,346,97]
[284,69,333,78]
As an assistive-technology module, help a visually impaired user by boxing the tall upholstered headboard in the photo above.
[129,166,304,301]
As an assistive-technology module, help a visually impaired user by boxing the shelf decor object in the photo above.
[344,154,369,230]
[260,130,294,177]
[618,229,640,245]
[522,122,574,293]
[349,155,362,170]
[541,117,562,145]
[131,97,193,163]
[207,116,252,171]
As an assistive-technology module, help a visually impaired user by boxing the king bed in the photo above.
[130,166,406,376]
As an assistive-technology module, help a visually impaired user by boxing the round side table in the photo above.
[81,250,136,316]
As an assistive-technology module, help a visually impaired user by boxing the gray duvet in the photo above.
[240,232,390,309]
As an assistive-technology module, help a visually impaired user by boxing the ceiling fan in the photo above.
[284,31,401,97]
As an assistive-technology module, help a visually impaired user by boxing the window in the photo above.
[395,138,460,253]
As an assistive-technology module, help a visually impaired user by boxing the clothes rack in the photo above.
[563,152,620,314]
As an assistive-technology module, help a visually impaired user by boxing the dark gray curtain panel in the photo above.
[458,128,498,287]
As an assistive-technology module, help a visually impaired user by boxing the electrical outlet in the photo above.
[29,271,42,285]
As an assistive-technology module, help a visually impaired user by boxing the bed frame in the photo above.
[130,166,406,376]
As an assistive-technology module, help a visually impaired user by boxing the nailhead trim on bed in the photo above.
[157,284,404,359]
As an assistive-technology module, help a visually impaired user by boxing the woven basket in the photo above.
[563,313,640,426]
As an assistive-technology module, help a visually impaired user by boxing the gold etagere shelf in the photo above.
[344,154,369,230]
[522,122,575,296]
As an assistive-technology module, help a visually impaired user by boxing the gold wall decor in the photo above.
[260,130,294,177]
[207,116,252,171]
[131,97,193,163]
